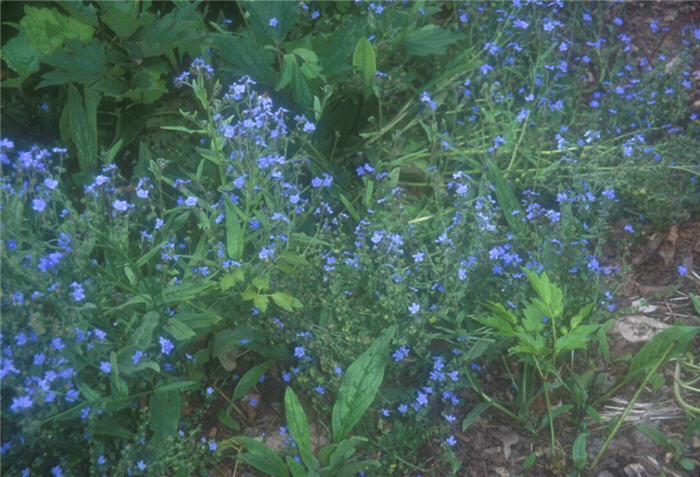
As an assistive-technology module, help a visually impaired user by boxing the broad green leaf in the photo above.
[286,456,306,477]
[462,402,491,431]
[332,325,396,442]
[233,360,275,401]
[352,37,376,98]
[149,390,181,436]
[213,33,275,84]
[163,317,196,341]
[38,40,107,88]
[234,436,289,477]
[123,67,168,104]
[57,1,99,27]
[276,53,296,91]
[129,311,159,348]
[217,409,241,431]
[690,293,700,315]
[128,3,206,60]
[270,292,303,312]
[2,33,40,77]
[221,269,246,291]
[252,273,270,291]
[553,334,590,355]
[243,1,299,41]
[99,1,142,38]
[628,326,700,377]
[572,432,588,469]
[20,6,94,56]
[284,388,316,469]
[92,420,133,440]
[404,25,463,56]
[328,436,367,469]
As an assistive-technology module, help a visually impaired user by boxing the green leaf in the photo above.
[690,293,700,315]
[404,25,463,56]
[462,402,491,432]
[20,6,94,56]
[153,381,198,393]
[332,325,396,442]
[352,37,376,99]
[149,390,181,436]
[63,84,99,173]
[486,159,523,235]
[234,436,289,477]
[637,424,669,447]
[162,281,214,303]
[276,53,296,91]
[163,317,196,341]
[76,380,101,402]
[221,269,245,291]
[129,311,159,348]
[217,409,241,431]
[284,388,316,469]
[214,33,275,84]
[270,292,303,312]
[243,1,299,41]
[2,33,40,77]
[553,334,590,355]
[233,360,275,401]
[99,1,143,38]
[110,351,128,399]
[123,67,167,104]
[286,456,306,477]
[225,198,243,259]
[92,420,133,440]
[128,3,206,60]
[37,40,107,87]
[572,432,588,469]
[172,311,222,331]
[628,326,700,378]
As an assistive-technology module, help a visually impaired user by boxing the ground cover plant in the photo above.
[2,1,699,476]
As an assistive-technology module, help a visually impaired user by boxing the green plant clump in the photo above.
[2,1,699,475]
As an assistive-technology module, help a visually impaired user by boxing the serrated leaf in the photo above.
[2,33,40,77]
[332,325,396,442]
[20,6,95,56]
[213,33,275,84]
[270,292,303,312]
[404,25,462,56]
[99,1,143,39]
[244,1,299,41]
[38,40,107,88]
[233,360,275,401]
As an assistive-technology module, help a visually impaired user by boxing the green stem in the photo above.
[464,368,524,423]
[534,359,556,458]
[590,339,677,470]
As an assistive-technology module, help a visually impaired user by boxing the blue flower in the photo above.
[10,395,33,412]
[132,350,144,364]
[33,198,46,212]
[294,346,305,358]
[445,435,457,446]
[159,336,174,355]
[185,196,198,206]
[99,361,111,374]
[209,441,218,451]
[269,17,279,27]
[112,199,130,211]
[393,345,410,362]
[137,460,146,471]
[408,303,420,315]
[677,265,688,276]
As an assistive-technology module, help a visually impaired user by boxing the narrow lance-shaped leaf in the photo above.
[332,325,396,442]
